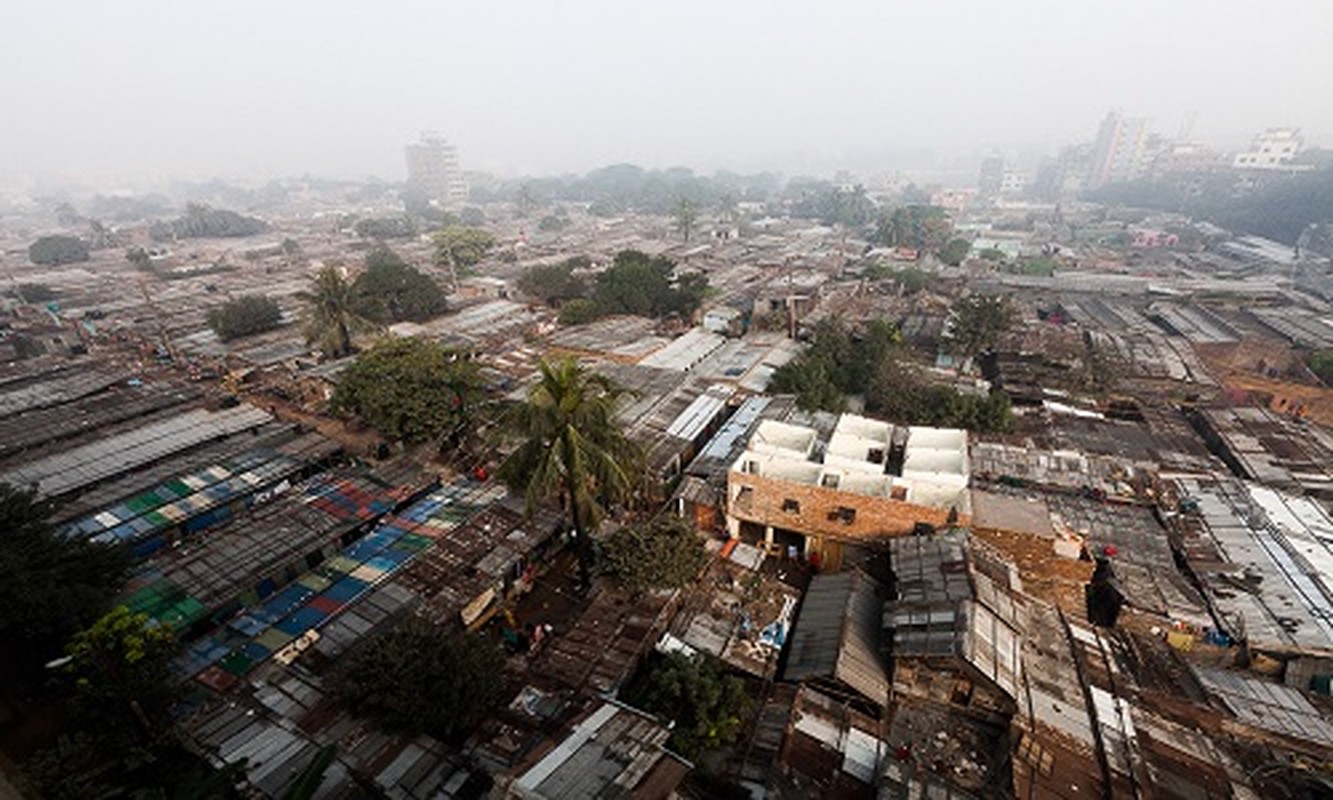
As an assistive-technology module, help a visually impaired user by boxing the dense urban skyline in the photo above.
[2,0,1331,186]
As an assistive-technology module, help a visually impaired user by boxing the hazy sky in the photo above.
[2,0,1330,185]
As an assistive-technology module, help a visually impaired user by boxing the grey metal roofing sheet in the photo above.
[784,569,888,706]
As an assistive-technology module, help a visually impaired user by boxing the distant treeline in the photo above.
[1088,166,1333,247]
[470,164,784,215]
[149,203,269,241]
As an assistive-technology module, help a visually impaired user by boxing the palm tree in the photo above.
[297,266,379,359]
[499,358,640,589]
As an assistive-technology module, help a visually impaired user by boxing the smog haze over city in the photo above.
[2,0,1331,184]
[6,3,1333,800]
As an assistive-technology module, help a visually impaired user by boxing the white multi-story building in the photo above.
[1233,128,1306,170]
[405,132,468,211]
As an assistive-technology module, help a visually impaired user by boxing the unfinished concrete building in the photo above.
[725,414,970,567]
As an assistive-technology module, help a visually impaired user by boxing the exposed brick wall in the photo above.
[726,470,969,540]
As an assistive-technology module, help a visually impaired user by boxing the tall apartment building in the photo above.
[404,132,468,211]
[978,153,1005,196]
[1088,112,1152,188]
[1233,128,1306,170]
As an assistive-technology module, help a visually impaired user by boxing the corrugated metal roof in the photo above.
[784,569,888,707]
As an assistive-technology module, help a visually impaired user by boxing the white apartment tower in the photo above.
[405,132,468,212]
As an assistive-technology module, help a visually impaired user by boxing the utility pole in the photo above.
[137,278,178,364]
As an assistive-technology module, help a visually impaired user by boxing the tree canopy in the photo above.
[625,652,752,758]
[516,257,589,307]
[29,235,90,265]
[60,606,178,745]
[791,184,876,227]
[672,197,699,241]
[0,484,129,690]
[433,224,496,276]
[1310,351,1333,387]
[207,295,283,341]
[149,203,268,241]
[770,317,1013,432]
[499,358,640,587]
[338,619,504,743]
[939,238,972,266]
[331,337,483,444]
[602,516,708,594]
[770,318,901,411]
[874,205,952,250]
[352,247,449,323]
[354,215,417,240]
[1088,166,1333,246]
[558,250,707,324]
[298,266,380,358]
[946,294,1019,359]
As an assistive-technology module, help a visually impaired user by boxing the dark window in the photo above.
[781,498,801,513]
[827,506,856,524]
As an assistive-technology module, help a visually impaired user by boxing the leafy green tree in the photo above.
[281,237,302,264]
[149,203,268,241]
[588,250,708,321]
[338,619,504,742]
[28,235,90,265]
[946,294,1019,359]
[459,206,487,226]
[298,266,381,358]
[0,484,128,690]
[61,607,178,745]
[868,361,1013,432]
[331,337,482,445]
[673,197,699,242]
[499,358,640,588]
[433,224,497,287]
[537,213,569,233]
[626,652,752,758]
[352,247,448,322]
[603,517,708,594]
[939,238,971,266]
[207,295,283,341]
[517,258,589,307]
[557,298,602,325]
[874,205,952,250]
[769,318,901,411]
[1310,351,1333,386]
[354,215,417,240]
[126,246,154,271]
[978,247,1007,262]
[824,184,876,227]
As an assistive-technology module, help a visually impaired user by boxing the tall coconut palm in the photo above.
[297,266,379,359]
[499,358,640,589]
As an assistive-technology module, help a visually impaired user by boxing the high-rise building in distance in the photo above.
[405,132,468,212]
[1088,112,1152,188]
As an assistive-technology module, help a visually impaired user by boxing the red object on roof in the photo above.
[720,538,738,560]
